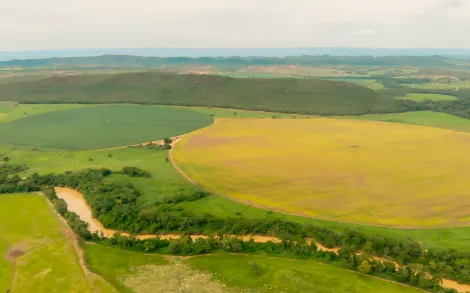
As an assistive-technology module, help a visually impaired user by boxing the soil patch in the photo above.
[8,250,25,259]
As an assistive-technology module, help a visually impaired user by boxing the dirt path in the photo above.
[168,136,196,184]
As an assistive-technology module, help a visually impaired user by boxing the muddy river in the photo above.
[53,187,469,293]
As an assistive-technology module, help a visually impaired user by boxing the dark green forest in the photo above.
[0,71,419,116]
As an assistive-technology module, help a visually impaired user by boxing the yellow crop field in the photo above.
[174,118,470,227]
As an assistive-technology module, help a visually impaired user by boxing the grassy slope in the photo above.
[0,194,92,293]
[325,78,385,90]
[0,104,96,123]
[396,93,457,101]
[84,244,167,293]
[0,105,213,150]
[186,254,422,293]
[350,110,470,133]
[0,71,408,115]
[179,106,312,119]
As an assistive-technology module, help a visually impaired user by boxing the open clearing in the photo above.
[84,244,232,293]
[395,93,457,101]
[325,78,385,90]
[186,254,422,293]
[0,193,94,293]
[0,104,213,150]
[175,118,470,227]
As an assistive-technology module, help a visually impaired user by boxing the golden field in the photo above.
[174,118,470,227]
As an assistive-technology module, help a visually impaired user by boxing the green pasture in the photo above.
[215,72,306,79]
[0,101,18,112]
[407,80,470,90]
[0,194,92,293]
[0,105,213,150]
[179,106,312,119]
[84,244,167,293]
[0,104,96,123]
[395,93,457,102]
[349,110,470,133]
[325,78,385,90]
[186,254,422,293]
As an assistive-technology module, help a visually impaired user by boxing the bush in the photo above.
[122,166,150,178]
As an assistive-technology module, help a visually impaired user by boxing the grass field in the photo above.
[395,93,458,101]
[350,111,470,133]
[407,81,470,90]
[0,105,213,150]
[0,103,96,123]
[0,193,94,293]
[84,244,231,292]
[215,72,306,79]
[84,244,168,293]
[325,78,385,90]
[179,106,312,119]
[0,101,18,112]
[186,254,422,293]
[174,118,470,227]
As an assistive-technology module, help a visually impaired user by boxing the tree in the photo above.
[2,157,9,163]
[54,199,68,215]
[358,260,372,274]
[163,137,173,144]
[250,262,262,275]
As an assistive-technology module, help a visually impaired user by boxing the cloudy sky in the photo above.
[0,0,469,50]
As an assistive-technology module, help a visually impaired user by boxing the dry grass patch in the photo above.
[174,118,470,227]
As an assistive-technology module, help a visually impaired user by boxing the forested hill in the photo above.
[0,72,416,115]
[0,54,458,68]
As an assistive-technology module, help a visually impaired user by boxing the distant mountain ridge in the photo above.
[1,47,470,61]
[0,54,461,68]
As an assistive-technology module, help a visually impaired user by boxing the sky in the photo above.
[1,0,469,51]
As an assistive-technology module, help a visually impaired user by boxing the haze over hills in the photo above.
[0,54,465,68]
[1,48,470,61]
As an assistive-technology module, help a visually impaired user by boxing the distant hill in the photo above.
[1,47,470,61]
[0,72,416,115]
[0,54,458,68]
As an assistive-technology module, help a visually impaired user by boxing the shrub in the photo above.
[122,167,150,178]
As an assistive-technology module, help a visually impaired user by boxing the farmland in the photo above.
[186,254,423,293]
[4,107,470,250]
[0,104,213,150]
[174,118,470,227]
[2,61,470,292]
[0,193,110,293]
